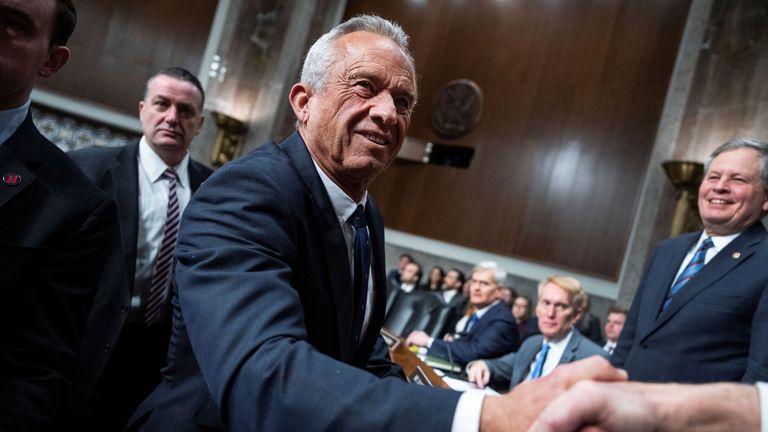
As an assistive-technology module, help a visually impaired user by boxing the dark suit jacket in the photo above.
[485,328,607,390]
[437,289,468,336]
[128,132,460,431]
[612,223,768,383]
[0,113,116,430]
[428,301,519,366]
[67,141,212,399]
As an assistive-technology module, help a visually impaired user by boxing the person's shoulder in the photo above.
[573,330,609,358]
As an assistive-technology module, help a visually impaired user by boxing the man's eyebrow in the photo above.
[0,6,37,30]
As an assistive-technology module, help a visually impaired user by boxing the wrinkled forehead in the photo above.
[334,32,416,82]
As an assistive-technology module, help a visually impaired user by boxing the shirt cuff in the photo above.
[451,391,485,432]
[427,337,434,348]
[757,382,767,432]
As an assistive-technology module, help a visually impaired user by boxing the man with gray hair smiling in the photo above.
[128,15,625,432]
[613,137,768,384]
[406,261,519,366]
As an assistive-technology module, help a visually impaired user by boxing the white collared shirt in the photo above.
[454,300,500,334]
[0,100,31,146]
[442,289,459,304]
[312,160,374,335]
[671,231,740,284]
[526,328,575,380]
[757,382,767,432]
[131,137,191,315]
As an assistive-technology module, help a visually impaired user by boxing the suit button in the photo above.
[640,342,648,349]
[120,305,129,313]
[104,344,113,353]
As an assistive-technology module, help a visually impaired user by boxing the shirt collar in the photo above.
[696,230,740,254]
[138,136,190,188]
[475,300,501,319]
[312,158,367,223]
[0,100,31,146]
[545,327,574,347]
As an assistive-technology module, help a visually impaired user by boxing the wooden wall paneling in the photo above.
[39,0,218,115]
[346,0,691,280]
[675,0,768,159]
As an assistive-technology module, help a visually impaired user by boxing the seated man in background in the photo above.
[387,252,413,285]
[602,306,627,355]
[406,261,519,366]
[386,259,422,314]
[438,268,468,336]
[466,276,607,391]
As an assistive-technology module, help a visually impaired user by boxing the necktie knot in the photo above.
[349,205,367,229]
[161,168,179,183]
[662,236,715,312]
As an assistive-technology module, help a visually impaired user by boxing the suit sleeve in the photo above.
[611,248,660,368]
[0,196,116,430]
[429,314,518,365]
[176,162,460,432]
[744,284,768,383]
[484,351,516,387]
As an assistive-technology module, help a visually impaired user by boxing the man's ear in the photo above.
[39,46,71,78]
[289,83,312,125]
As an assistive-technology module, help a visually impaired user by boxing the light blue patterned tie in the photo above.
[530,342,550,380]
[663,237,714,311]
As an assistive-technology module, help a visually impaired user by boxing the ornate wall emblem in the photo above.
[430,79,483,139]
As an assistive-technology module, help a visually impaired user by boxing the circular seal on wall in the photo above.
[430,79,483,139]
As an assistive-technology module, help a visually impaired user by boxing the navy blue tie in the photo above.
[662,237,714,311]
[349,205,370,345]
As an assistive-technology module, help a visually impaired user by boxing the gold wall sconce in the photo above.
[662,160,704,237]
[211,111,247,167]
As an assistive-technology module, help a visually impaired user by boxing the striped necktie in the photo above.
[145,168,180,324]
[662,237,714,311]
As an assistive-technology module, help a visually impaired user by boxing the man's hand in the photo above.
[529,380,761,432]
[478,356,627,432]
[466,360,491,389]
[405,330,431,347]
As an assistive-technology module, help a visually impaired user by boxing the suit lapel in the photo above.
[515,336,543,385]
[558,330,580,364]
[648,224,766,337]
[279,132,356,361]
[109,143,140,282]
[358,200,386,357]
[188,159,209,192]
[644,233,698,330]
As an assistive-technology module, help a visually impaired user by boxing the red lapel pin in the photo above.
[2,173,23,186]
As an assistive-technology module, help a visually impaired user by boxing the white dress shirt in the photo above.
[758,382,767,432]
[671,231,740,284]
[131,137,191,316]
[312,160,482,432]
[526,329,575,380]
[0,100,30,146]
[313,161,374,335]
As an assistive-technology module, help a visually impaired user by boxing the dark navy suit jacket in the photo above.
[128,132,460,431]
[428,301,519,366]
[612,223,768,383]
[0,113,116,429]
[67,142,212,399]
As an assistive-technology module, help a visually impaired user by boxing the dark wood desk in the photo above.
[382,328,449,389]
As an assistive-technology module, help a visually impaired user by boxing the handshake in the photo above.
[481,356,760,432]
